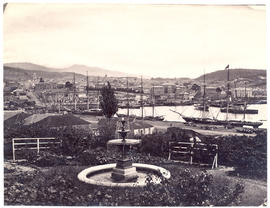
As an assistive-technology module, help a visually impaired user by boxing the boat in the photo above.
[256,100,267,104]
[170,65,263,129]
[194,71,209,111]
[72,73,103,116]
[181,114,262,128]
[81,108,103,116]
[118,104,141,109]
[220,81,258,114]
[82,108,103,115]
[144,83,165,121]
[220,104,258,114]
[209,100,227,108]
[194,103,209,111]
[83,75,103,116]
[163,102,176,106]
[144,115,164,121]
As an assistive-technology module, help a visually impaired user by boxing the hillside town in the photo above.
[3,68,267,113]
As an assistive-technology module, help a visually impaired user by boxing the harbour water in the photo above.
[118,104,267,128]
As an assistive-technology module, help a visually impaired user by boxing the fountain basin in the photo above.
[78,163,171,187]
[107,139,141,146]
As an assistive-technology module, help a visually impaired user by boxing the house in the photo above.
[130,121,154,136]
[150,85,164,96]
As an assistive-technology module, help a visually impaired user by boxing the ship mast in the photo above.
[86,71,89,110]
[140,76,145,134]
[234,81,238,100]
[152,84,155,117]
[126,77,129,117]
[243,81,247,121]
[73,72,76,111]
[203,70,206,118]
[140,76,144,119]
[97,76,100,109]
[58,92,61,114]
[226,65,230,122]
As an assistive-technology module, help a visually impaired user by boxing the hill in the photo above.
[195,68,266,87]
[4,62,137,78]
[4,66,85,82]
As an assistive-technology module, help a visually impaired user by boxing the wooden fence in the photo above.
[12,137,61,161]
[168,141,218,169]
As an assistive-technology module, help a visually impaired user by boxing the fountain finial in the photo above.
[117,117,130,142]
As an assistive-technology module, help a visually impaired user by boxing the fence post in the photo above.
[37,138,40,155]
[168,142,171,160]
[211,156,216,169]
[12,139,15,161]
[190,143,193,165]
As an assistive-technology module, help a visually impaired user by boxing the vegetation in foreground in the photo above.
[4,116,267,206]
[4,157,245,206]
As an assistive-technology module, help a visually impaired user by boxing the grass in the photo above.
[208,167,267,206]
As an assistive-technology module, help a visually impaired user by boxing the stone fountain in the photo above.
[110,118,140,182]
[78,117,170,187]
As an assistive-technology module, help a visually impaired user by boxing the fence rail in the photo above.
[168,141,218,169]
[12,137,61,161]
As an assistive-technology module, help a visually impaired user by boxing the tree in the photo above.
[100,82,118,119]
[216,87,222,94]
[65,81,73,89]
[216,87,222,99]
[191,84,201,92]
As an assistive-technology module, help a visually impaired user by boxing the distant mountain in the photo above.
[4,62,138,78]
[4,66,85,82]
[4,62,53,72]
[195,68,266,87]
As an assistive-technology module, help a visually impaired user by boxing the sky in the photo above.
[3,3,267,78]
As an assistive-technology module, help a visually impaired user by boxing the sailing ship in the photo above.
[171,65,263,128]
[81,74,103,116]
[220,103,258,114]
[116,77,139,119]
[73,73,103,116]
[194,71,209,111]
[220,82,258,114]
[144,84,164,121]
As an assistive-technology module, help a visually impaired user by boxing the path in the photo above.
[207,167,267,206]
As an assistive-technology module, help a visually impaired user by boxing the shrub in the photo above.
[33,151,67,167]
[75,148,121,166]
[55,126,92,157]
[205,131,267,179]
[140,132,171,157]
[97,118,117,147]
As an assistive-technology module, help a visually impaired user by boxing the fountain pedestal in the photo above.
[111,157,138,182]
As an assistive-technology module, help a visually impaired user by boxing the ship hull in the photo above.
[220,108,258,114]
[182,116,262,128]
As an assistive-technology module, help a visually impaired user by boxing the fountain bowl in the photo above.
[77,163,171,187]
[107,139,141,146]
